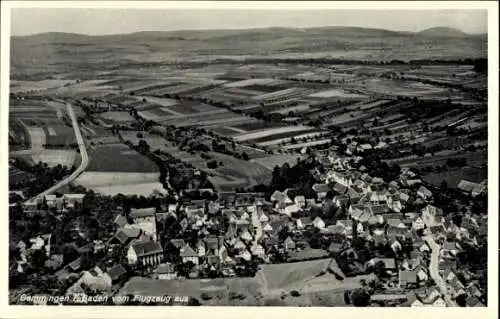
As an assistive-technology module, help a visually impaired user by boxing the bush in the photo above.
[206,160,218,169]
[200,292,212,300]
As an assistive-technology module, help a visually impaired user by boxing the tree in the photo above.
[351,288,370,307]
[374,261,386,279]
[31,249,48,271]
[440,181,448,190]
[188,297,201,306]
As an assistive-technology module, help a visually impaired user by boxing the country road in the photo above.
[25,102,89,203]
[424,235,458,307]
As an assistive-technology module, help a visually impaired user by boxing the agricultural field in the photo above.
[307,88,366,99]
[422,167,487,188]
[161,141,271,191]
[394,151,487,168]
[44,80,117,98]
[10,79,78,94]
[250,154,302,170]
[118,277,263,306]
[97,111,136,123]
[233,125,316,143]
[8,118,30,150]
[360,78,447,97]
[119,131,168,151]
[31,150,77,168]
[282,139,332,150]
[208,126,247,137]
[257,131,327,147]
[230,120,284,132]
[9,166,36,187]
[73,172,165,197]
[257,258,333,291]
[86,143,159,172]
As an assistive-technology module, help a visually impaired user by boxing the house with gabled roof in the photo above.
[312,216,326,229]
[412,216,425,231]
[328,242,345,255]
[332,182,348,195]
[399,270,418,288]
[368,204,390,215]
[417,186,433,200]
[111,228,141,246]
[106,264,127,283]
[127,240,163,267]
[251,244,265,257]
[448,277,466,299]
[296,217,313,230]
[366,257,396,272]
[114,215,128,228]
[156,262,177,280]
[441,241,460,258]
[284,236,296,251]
[438,259,457,275]
[422,205,444,227]
[179,244,199,265]
[283,203,300,217]
[294,195,306,208]
[262,223,273,232]
[312,183,331,201]
[130,207,156,220]
[387,218,405,229]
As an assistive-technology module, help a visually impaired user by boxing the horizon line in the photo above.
[11,24,487,38]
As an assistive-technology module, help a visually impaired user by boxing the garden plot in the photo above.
[233,125,314,142]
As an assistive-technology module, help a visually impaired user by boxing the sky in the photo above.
[10,8,488,36]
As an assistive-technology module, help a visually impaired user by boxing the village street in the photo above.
[251,208,263,247]
[424,235,458,307]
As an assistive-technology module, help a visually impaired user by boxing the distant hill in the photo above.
[416,27,471,38]
[10,26,487,78]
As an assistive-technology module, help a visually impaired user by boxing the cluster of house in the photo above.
[11,234,53,274]
[21,193,86,211]
[10,148,486,307]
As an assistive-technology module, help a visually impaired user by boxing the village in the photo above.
[8,140,487,307]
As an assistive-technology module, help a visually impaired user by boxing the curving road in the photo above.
[25,102,89,204]
[424,235,458,307]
